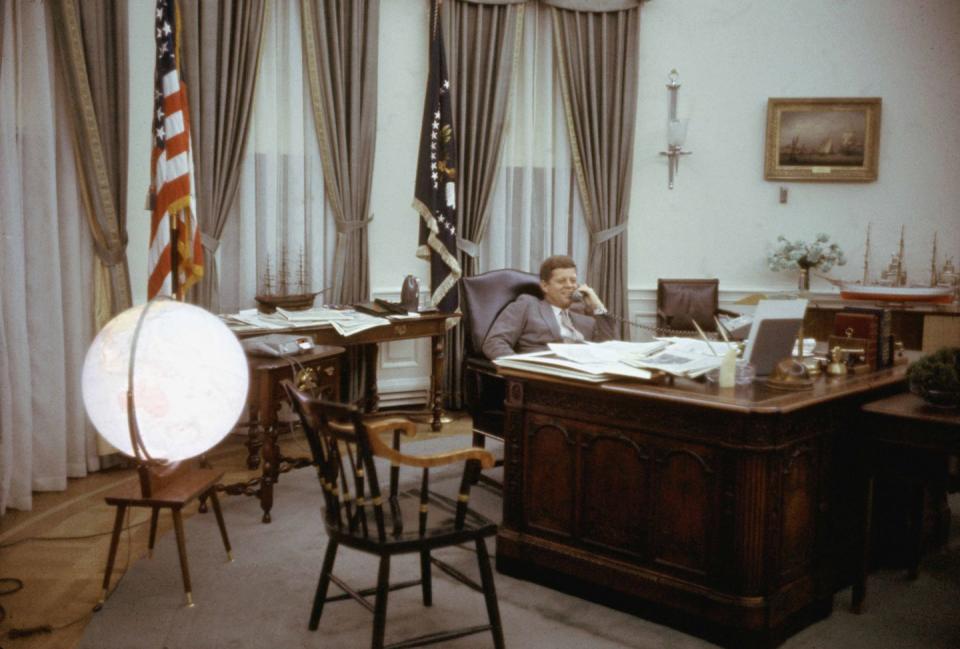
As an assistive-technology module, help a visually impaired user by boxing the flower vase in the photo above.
[798,268,810,292]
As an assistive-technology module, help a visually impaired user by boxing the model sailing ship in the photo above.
[255,247,320,313]
[830,225,956,303]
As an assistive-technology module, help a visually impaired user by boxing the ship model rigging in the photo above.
[255,247,321,313]
[824,225,957,303]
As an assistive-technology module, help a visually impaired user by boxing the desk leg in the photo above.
[364,343,380,412]
[852,474,874,613]
[259,421,278,524]
[430,333,444,432]
[245,402,262,470]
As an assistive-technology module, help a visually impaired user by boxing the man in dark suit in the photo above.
[482,255,616,359]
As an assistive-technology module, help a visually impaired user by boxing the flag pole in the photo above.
[170,216,181,301]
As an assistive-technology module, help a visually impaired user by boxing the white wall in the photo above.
[125,0,960,305]
[631,0,960,292]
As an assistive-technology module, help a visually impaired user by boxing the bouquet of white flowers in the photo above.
[767,233,847,273]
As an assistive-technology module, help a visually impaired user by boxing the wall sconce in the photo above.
[659,69,691,189]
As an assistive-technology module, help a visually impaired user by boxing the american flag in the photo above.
[412,0,460,313]
[147,0,202,300]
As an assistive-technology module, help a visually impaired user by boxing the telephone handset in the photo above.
[570,289,584,302]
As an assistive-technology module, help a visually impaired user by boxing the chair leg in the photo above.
[371,555,391,649]
[99,504,128,604]
[171,508,194,607]
[207,489,232,561]
[420,550,432,606]
[475,537,505,649]
[147,506,160,559]
[309,540,339,631]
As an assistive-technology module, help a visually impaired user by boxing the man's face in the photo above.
[541,267,578,308]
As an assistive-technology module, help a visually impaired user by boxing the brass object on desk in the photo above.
[801,355,823,376]
[826,346,848,376]
[766,358,815,390]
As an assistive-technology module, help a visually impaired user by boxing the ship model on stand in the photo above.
[255,247,321,313]
[826,225,957,304]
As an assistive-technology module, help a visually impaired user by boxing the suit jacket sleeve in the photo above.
[482,297,529,360]
[591,313,616,342]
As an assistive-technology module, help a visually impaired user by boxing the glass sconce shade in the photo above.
[82,300,249,462]
[667,118,689,148]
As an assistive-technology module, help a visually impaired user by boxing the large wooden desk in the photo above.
[496,363,910,648]
[233,312,456,430]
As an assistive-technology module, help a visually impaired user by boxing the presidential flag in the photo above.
[412,0,460,313]
[147,0,202,300]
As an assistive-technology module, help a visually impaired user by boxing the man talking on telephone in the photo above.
[482,255,616,359]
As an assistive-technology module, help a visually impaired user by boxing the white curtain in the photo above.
[218,1,335,314]
[479,3,589,274]
[0,1,99,514]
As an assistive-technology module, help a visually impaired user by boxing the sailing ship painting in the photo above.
[826,226,956,303]
[778,109,866,167]
[255,247,321,313]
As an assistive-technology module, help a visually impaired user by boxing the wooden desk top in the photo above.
[862,391,960,427]
[245,344,344,372]
[499,355,915,416]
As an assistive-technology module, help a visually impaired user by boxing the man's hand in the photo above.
[576,284,606,314]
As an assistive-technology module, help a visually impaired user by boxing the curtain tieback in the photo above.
[201,232,220,253]
[336,214,374,234]
[94,238,127,267]
[457,237,479,258]
[592,223,627,246]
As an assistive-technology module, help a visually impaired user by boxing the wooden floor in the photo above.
[0,417,468,649]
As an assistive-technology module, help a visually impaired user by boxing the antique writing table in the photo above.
[232,312,456,430]
[229,313,456,522]
[496,362,910,648]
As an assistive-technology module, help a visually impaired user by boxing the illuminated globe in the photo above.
[82,300,249,462]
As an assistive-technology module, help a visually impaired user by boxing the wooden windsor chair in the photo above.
[282,380,505,649]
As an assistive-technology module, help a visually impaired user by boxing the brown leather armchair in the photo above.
[656,278,737,334]
[460,270,542,467]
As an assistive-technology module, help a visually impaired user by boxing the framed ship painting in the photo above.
[764,97,881,182]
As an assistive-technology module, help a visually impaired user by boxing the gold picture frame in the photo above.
[764,97,881,182]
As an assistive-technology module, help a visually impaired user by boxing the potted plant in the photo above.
[767,233,846,291]
[906,347,960,407]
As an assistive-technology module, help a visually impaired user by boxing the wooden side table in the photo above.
[852,392,960,613]
[224,345,344,522]
[101,467,230,608]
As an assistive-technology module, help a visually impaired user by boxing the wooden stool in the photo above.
[100,467,231,607]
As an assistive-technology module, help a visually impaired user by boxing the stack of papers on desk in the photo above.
[222,308,389,337]
[494,341,663,383]
[493,338,737,382]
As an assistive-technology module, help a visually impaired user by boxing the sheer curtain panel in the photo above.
[218,1,335,315]
[0,0,98,513]
[479,2,590,274]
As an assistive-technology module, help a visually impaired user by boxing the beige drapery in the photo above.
[551,1,641,338]
[301,0,379,305]
[441,0,525,407]
[48,0,131,323]
[181,0,267,312]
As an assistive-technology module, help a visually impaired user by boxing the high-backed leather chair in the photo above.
[460,270,542,462]
[656,278,736,334]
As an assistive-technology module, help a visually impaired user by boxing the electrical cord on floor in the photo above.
[0,516,149,550]
[3,507,135,641]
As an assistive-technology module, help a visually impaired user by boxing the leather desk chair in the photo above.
[656,278,736,334]
[460,270,542,477]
